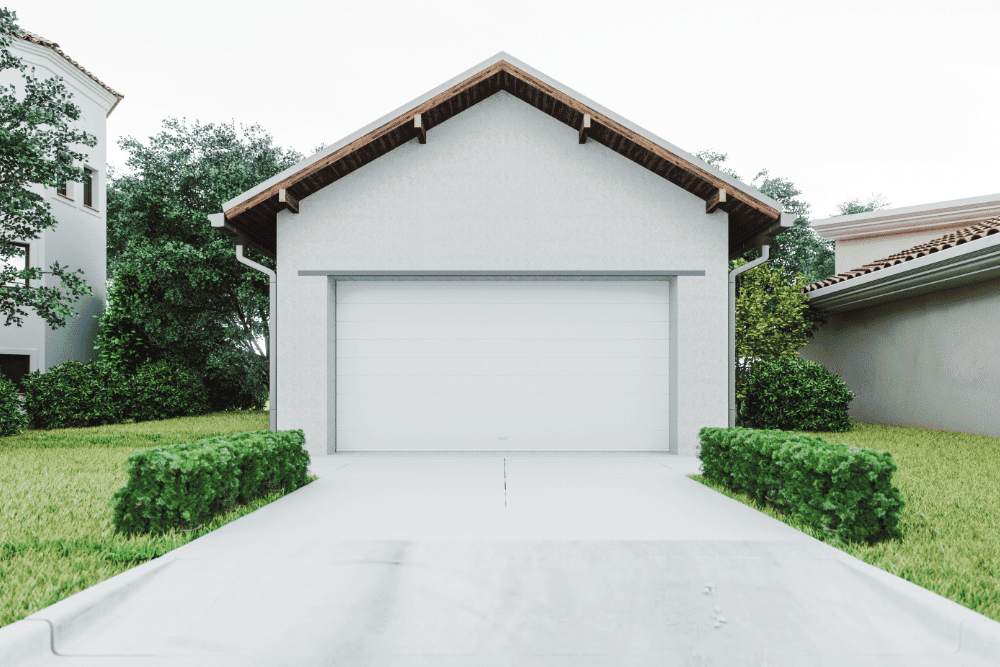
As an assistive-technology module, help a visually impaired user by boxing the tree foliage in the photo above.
[732,259,814,421]
[833,194,889,217]
[0,8,95,328]
[103,118,302,410]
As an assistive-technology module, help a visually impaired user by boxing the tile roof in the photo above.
[803,215,1000,293]
[15,30,123,116]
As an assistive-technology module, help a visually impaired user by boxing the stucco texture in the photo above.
[276,91,729,456]
[800,276,1000,437]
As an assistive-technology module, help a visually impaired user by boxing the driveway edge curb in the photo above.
[5,553,178,662]
[0,619,53,665]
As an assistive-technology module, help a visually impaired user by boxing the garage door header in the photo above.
[298,270,706,277]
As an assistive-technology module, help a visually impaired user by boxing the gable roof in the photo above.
[15,30,124,116]
[804,215,1000,293]
[216,52,787,260]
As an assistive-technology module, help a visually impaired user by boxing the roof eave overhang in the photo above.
[806,234,1000,313]
[811,193,1000,242]
[217,52,783,260]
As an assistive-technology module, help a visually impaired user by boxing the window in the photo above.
[83,168,94,208]
[57,181,68,197]
[2,243,29,288]
[0,354,31,393]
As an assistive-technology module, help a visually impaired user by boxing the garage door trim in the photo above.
[319,273,702,453]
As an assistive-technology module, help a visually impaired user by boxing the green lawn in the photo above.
[0,411,312,629]
[691,422,1000,622]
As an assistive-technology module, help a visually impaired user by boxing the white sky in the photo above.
[15,0,1000,221]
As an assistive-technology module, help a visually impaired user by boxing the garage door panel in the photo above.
[338,374,668,396]
[338,302,667,323]
[338,338,668,359]
[337,319,670,341]
[339,410,669,433]
[338,391,669,414]
[336,280,670,451]
[337,281,670,305]
[336,430,670,451]
[338,355,670,377]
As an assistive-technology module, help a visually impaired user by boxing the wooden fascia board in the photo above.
[224,58,781,229]
[224,62,505,220]
[498,63,780,224]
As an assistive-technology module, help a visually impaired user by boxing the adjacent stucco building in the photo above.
[0,31,122,387]
[801,193,1000,437]
[211,53,792,457]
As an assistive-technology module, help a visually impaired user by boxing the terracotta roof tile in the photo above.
[804,215,1000,293]
[15,30,123,116]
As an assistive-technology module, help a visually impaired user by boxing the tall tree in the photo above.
[103,118,302,409]
[0,8,95,328]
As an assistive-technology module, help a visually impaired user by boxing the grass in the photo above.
[0,410,313,629]
[690,422,1000,621]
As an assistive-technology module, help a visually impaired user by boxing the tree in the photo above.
[833,194,889,217]
[732,259,814,423]
[0,8,95,328]
[103,118,302,410]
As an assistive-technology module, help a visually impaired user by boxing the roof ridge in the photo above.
[804,214,1000,293]
[13,29,123,116]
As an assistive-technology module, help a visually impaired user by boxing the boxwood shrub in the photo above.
[129,360,210,423]
[0,375,27,436]
[742,356,854,432]
[699,426,905,544]
[22,361,130,429]
[111,429,309,534]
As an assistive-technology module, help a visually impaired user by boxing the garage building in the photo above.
[210,53,791,457]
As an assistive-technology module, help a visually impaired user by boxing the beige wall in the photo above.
[800,276,1000,437]
[276,91,730,457]
[835,223,971,274]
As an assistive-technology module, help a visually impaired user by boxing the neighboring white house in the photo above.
[0,30,122,387]
[801,193,1000,437]
[210,53,792,457]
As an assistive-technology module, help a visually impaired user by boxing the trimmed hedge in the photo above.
[699,427,905,543]
[111,429,309,534]
[22,361,130,429]
[0,375,27,436]
[742,357,854,432]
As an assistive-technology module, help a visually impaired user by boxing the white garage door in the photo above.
[335,280,669,451]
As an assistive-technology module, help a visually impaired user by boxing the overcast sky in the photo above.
[15,0,1000,222]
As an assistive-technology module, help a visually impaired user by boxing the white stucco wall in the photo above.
[800,276,1000,437]
[276,91,729,457]
[0,38,114,374]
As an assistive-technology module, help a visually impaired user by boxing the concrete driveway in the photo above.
[3,453,999,666]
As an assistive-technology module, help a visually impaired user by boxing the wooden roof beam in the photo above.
[278,188,299,214]
[578,114,591,144]
[414,114,427,144]
[706,188,726,214]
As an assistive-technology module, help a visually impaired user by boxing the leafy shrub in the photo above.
[699,427,905,544]
[129,360,210,423]
[742,356,854,432]
[22,361,130,429]
[95,273,159,376]
[0,375,28,436]
[111,429,309,534]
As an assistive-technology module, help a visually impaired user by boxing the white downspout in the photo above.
[235,243,277,432]
[728,245,770,427]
